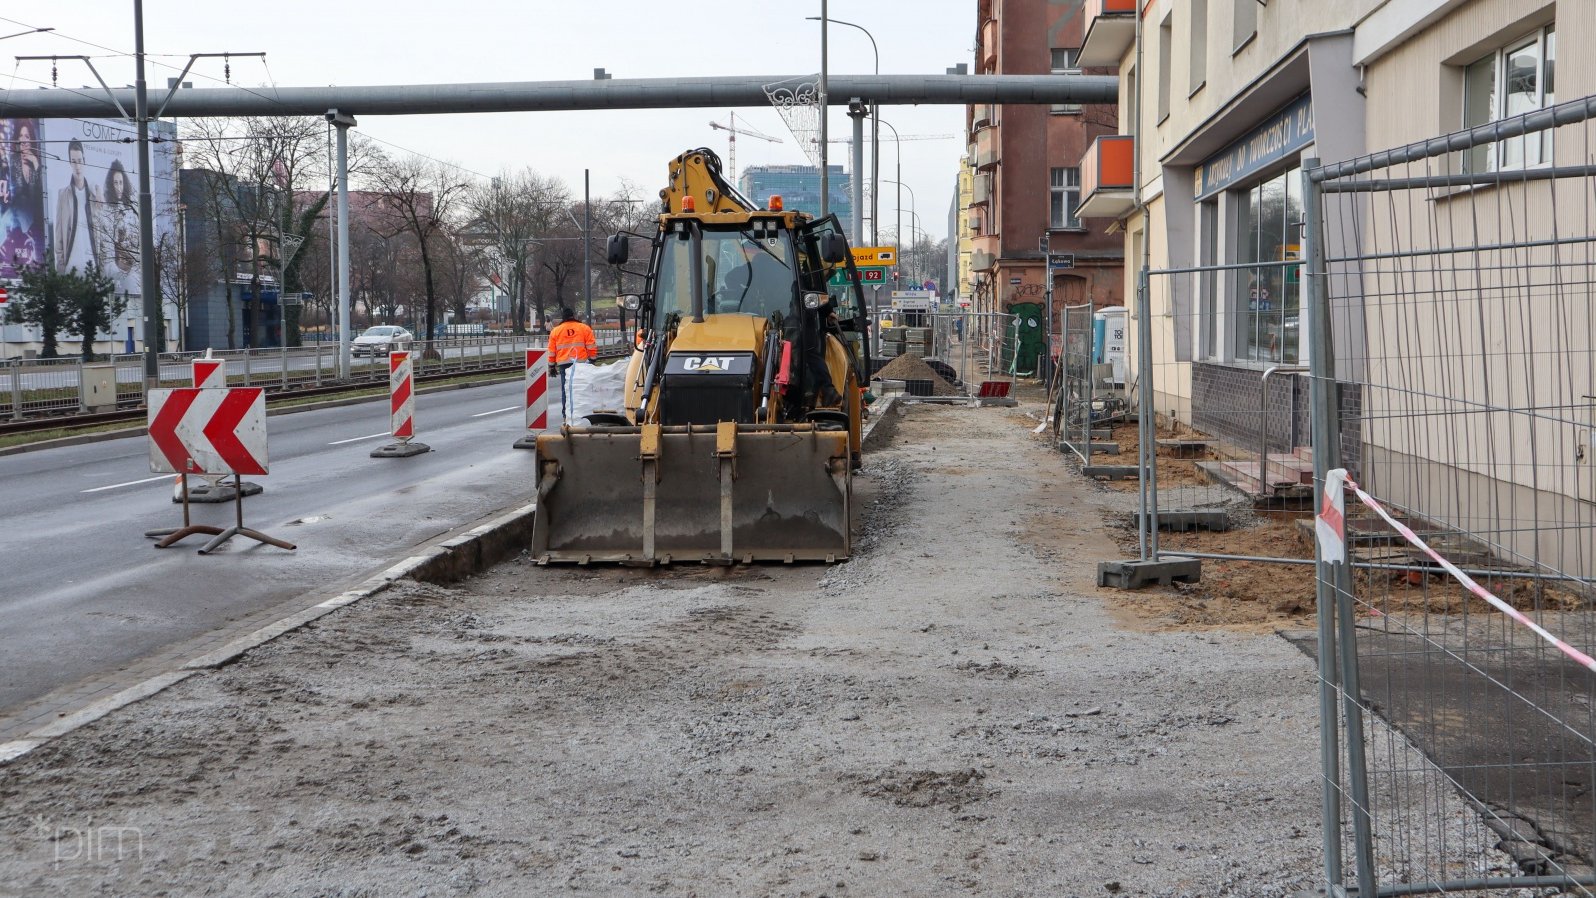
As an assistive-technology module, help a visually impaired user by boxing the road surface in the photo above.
[0,376,562,734]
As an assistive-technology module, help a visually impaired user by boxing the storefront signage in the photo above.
[1198,93,1314,199]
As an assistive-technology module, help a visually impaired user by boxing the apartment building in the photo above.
[1082,0,1595,571]
[968,0,1123,326]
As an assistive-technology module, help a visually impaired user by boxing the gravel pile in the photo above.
[875,354,961,396]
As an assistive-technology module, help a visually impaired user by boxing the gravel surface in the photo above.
[0,402,1512,896]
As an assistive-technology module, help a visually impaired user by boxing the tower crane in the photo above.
[708,111,782,182]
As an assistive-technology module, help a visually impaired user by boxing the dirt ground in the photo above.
[0,401,1529,897]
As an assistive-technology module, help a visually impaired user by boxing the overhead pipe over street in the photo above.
[0,73,1118,119]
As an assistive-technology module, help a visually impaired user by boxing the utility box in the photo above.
[80,363,118,412]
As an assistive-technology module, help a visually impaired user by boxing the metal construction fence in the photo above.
[1121,95,1596,896]
[0,333,626,421]
[1304,97,1596,897]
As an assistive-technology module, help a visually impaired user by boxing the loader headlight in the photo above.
[803,292,826,310]
[618,294,642,311]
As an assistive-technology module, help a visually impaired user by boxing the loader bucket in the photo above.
[531,423,852,565]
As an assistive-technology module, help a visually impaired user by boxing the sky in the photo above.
[2,1,977,244]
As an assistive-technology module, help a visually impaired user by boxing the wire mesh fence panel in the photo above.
[1055,302,1094,459]
[12,356,86,415]
[1307,96,1596,896]
[1132,263,1315,570]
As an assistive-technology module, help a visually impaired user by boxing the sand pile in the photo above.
[876,354,961,396]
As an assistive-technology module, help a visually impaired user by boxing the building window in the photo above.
[1232,166,1302,364]
[1463,25,1556,172]
[1157,14,1172,123]
[1233,0,1257,53]
[1189,0,1208,96]
[1051,167,1081,230]
[1051,48,1082,114]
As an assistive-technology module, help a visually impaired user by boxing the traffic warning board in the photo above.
[147,388,268,476]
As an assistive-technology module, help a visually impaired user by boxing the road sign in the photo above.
[1048,254,1076,271]
[0,285,8,304]
[852,246,896,266]
[524,348,549,431]
[192,358,225,389]
[389,351,415,440]
[147,388,268,476]
[828,267,886,286]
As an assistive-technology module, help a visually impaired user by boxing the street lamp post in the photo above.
[878,118,903,266]
[808,16,878,245]
[818,0,829,218]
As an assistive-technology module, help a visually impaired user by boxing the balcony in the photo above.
[974,127,999,171]
[971,103,993,130]
[1079,0,1137,68]
[1076,134,1135,220]
[971,172,992,207]
[980,19,997,71]
[971,236,1000,272]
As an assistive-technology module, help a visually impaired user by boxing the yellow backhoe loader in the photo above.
[530,148,873,565]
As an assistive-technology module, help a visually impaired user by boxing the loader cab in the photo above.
[648,219,799,328]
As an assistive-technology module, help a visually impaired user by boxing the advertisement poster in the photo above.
[41,117,177,294]
[0,118,46,281]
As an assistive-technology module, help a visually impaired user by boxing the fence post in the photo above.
[243,349,252,387]
[1081,298,1093,458]
[1135,266,1157,560]
[1304,159,1376,893]
[10,358,21,420]
[314,342,323,386]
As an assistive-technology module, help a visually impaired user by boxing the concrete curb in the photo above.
[0,499,539,766]
[862,395,903,451]
[0,372,526,458]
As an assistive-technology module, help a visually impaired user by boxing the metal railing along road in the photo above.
[0,334,630,422]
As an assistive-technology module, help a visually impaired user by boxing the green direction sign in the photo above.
[829,267,888,287]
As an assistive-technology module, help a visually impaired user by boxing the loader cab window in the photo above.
[801,215,864,323]
[651,226,797,328]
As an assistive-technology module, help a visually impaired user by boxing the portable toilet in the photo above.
[1094,306,1127,387]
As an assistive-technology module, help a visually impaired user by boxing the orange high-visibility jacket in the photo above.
[549,320,598,364]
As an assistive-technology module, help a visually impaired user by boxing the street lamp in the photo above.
[883,178,917,247]
[808,15,878,245]
[878,118,904,257]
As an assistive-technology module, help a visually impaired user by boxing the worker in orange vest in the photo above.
[549,307,597,418]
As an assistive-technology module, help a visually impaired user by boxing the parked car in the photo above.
[352,325,413,357]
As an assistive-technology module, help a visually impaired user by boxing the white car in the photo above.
[352,326,414,357]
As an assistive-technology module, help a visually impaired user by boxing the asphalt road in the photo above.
[0,377,563,722]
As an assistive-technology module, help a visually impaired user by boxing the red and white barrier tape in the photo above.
[1317,467,1596,674]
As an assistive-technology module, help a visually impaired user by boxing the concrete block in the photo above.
[1096,557,1202,589]
[1082,465,1143,481]
[175,480,264,503]
[1156,438,1214,458]
[1130,510,1231,532]
[370,441,431,458]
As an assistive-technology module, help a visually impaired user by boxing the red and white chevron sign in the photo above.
[390,351,415,440]
[192,358,225,389]
[147,388,268,475]
[524,348,548,431]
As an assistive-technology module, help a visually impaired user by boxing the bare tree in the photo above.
[369,154,471,351]
[466,169,570,334]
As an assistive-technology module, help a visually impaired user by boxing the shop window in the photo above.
[1232,166,1302,364]
[1463,25,1555,172]
[1051,167,1081,230]
[1051,48,1082,115]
